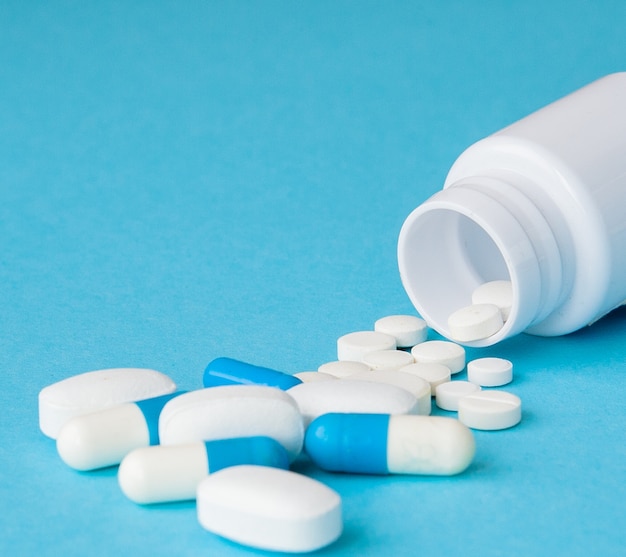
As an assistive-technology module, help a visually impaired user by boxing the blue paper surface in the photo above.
[2,2,626,556]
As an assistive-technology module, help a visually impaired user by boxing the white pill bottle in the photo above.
[398,72,626,347]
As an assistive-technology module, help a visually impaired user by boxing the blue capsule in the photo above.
[203,357,302,390]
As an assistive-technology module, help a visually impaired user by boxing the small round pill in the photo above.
[447,303,504,342]
[362,349,415,370]
[411,340,466,374]
[293,371,338,383]
[399,363,451,395]
[458,390,522,430]
[435,381,481,411]
[467,357,513,387]
[374,315,428,347]
[337,331,397,362]
[472,280,513,321]
[317,360,372,378]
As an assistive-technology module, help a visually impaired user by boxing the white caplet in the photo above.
[38,368,176,439]
[435,381,481,411]
[386,415,475,475]
[472,280,513,321]
[119,443,209,504]
[158,386,304,461]
[287,380,419,427]
[336,331,396,362]
[458,390,522,430]
[362,349,415,370]
[447,303,504,342]
[467,357,513,387]
[374,315,428,347]
[293,371,338,383]
[399,363,451,395]
[350,370,431,415]
[197,465,342,553]
[411,340,466,374]
[317,360,371,378]
[56,403,149,471]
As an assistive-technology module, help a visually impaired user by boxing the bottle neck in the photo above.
[397,175,564,346]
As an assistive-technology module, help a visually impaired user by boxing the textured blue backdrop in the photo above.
[2,2,626,556]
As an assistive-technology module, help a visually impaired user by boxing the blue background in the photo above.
[2,2,626,556]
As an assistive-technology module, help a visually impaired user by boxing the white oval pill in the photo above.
[399,363,451,395]
[38,368,176,439]
[158,386,304,461]
[337,331,396,362]
[411,340,466,374]
[350,370,431,415]
[447,303,504,342]
[293,371,338,383]
[467,357,513,387]
[435,381,481,411]
[317,360,371,378]
[362,349,415,370]
[472,280,513,321]
[458,390,522,430]
[287,380,419,427]
[197,465,342,553]
[374,315,428,347]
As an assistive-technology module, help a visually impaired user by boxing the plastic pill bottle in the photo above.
[398,72,626,347]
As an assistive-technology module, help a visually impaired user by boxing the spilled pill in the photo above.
[399,362,451,395]
[458,390,522,430]
[337,331,397,362]
[305,413,475,475]
[203,357,302,390]
[293,371,338,382]
[435,381,481,411]
[467,357,513,387]
[38,368,177,439]
[197,465,342,553]
[287,379,419,427]
[159,386,304,461]
[317,360,371,378]
[56,391,184,471]
[362,349,415,370]
[447,303,504,342]
[374,315,428,347]
[118,436,289,504]
[411,340,466,374]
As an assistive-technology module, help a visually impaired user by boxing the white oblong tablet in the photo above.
[287,380,418,427]
[458,390,522,430]
[447,303,504,342]
[317,360,371,378]
[374,315,428,347]
[336,331,396,362]
[350,370,431,416]
[467,357,513,387]
[362,349,415,370]
[293,371,338,383]
[435,381,481,411]
[38,368,176,439]
[197,465,342,553]
[472,280,513,321]
[411,340,466,374]
[158,386,304,461]
[399,363,451,395]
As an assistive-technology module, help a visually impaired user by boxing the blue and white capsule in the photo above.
[118,436,290,504]
[56,391,184,471]
[305,413,475,475]
[203,357,303,390]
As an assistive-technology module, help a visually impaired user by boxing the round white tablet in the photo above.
[336,331,397,362]
[38,368,177,439]
[350,370,432,415]
[197,465,342,553]
[472,280,513,321]
[411,340,466,374]
[467,357,513,387]
[293,371,338,383]
[447,303,504,342]
[435,381,481,411]
[399,363,451,395]
[317,360,371,378]
[458,390,522,430]
[362,349,415,370]
[374,315,428,347]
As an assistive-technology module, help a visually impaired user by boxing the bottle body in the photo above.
[398,72,626,346]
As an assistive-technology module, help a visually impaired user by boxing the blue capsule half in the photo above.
[203,357,302,390]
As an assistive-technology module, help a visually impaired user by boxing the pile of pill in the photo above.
[38,314,522,553]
